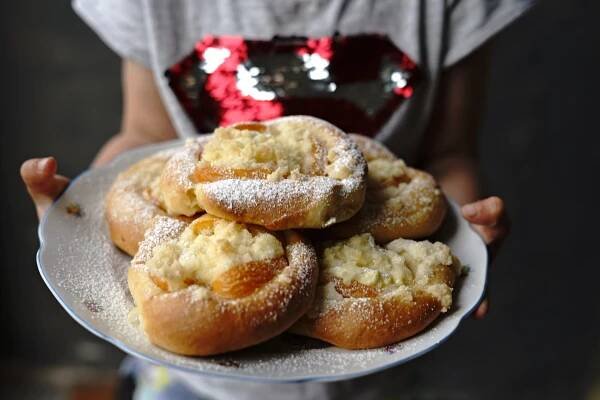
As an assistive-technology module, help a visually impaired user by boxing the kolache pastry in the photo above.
[105,149,186,256]
[326,134,446,243]
[164,116,367,230]
[103,116,460,356]
[159,136,209,216]
[128,214,319,356]
[290,233,460,349]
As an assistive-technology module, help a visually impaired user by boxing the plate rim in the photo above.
[36,138,488,383]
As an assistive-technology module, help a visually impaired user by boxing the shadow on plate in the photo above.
[205,334,332,368]
[429,200,458,244]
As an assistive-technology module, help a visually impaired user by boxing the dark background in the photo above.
[1,1,599,399]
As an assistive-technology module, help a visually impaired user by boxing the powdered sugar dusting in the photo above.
[197,116,366,228]
[38,139,487,381]
[159,136,211,216]
[328,136,445,241]
[133,223,319,339]
[133,216,187,264]
[362,169,442,231]
[349,133,396,161]
[105,149,176,229]
[51,176,146,343]
[164,136,210,189]
[203,177,332,210]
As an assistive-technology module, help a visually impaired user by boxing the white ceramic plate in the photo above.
[37,139,488,383]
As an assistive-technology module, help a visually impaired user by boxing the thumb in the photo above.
[461,196,505,226]
[21,157,70,218]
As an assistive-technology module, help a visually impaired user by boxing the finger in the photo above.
[461,196,505,226]
[20,157,70,218]
[32,180,69,219]
[21,157,67,198]
[472,285,491,320]
[471,224,509,246]
[473,298,489,319]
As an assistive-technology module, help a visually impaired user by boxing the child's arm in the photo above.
[21,59,176,218]
[420,45,490,204]
[93,60,177,166]
[420,44,510,319]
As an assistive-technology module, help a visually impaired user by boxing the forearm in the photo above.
[418,45,491,206]
[92,60,179,167]
[428,156,480,206]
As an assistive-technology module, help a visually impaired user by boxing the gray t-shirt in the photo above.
[73,1,531,398]
[74,0,531,163]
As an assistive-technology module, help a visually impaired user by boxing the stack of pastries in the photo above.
[105,116,461,356]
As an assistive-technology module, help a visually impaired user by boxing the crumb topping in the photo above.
[367,158,408,188]
[200,122,321,181]
[198,118,358,182]
[320,234,456,310]
[144,216,284,291]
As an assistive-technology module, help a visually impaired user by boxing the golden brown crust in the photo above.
[290,235,459,349]
[159,137,209,216]
[128,217,319,356]
[349,134,397,162]
[290,293,443,349]
[193,116,367,230]
[195,176,367,231]
[105,150,184,256]
[326,134,447,242]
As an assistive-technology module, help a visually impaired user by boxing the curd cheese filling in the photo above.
[145,216,284,291]
[319,233,457,310]
[199,123,321,180]
[198,119,356,182]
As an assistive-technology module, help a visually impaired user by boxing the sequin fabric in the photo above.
[166,34,419,136]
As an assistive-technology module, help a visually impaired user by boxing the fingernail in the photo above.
[37,158,51,174]
[462,204,477,217]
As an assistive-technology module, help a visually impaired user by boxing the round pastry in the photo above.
[128,214,319,356]
[105,149,184,256]
[190,116,367,230]
[349,133,397,161]
[326,134,446,243]
[290,233,460,349]
[159,136,210,216]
